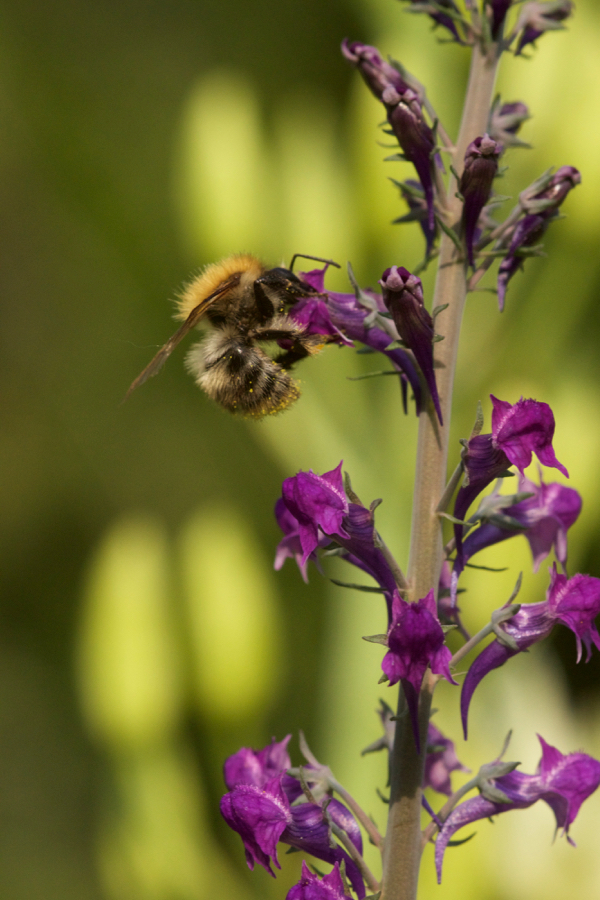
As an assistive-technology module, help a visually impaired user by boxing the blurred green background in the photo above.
[2,0,600,897]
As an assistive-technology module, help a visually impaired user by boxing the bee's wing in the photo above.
[124,276,240,400]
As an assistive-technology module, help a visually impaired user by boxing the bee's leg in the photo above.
[252,280,277,322]
[273,335,329,369]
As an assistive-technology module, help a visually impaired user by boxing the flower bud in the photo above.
[498,166,580,308]
[459,134,502,266]
[489,99,530,147]
[342,41,438,230]
[401,1,463,42]
[487,0,513,39]
[515,0,573,55]
[380,266,442,424]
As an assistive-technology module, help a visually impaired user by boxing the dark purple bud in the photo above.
[498,166,580,308]
[424,722,470,796]
[386,89,437,231]
[341,40,409,101]
[394,179,438,255]
[497,213,546,310]
[287,862,350,900]
[435,736,600,880]
[292,267,424,417]
[380,266,442,424]
[342,40,438,232]
[515,1,573,55]
[400,1,463,42]
[489,100,530,147]
[461,566,600,736]
[459,135,502,267]
[382,590,456,750]
[533,164,581,210]
[487,0,513,39]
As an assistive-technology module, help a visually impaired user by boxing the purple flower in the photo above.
[287,862,350,900]
[487,0,513,39]
[461,566,600,736]
[435,736,600,880]
[453,396,568,570]
[424,722,470,796]
[382,590,457,749]
[393,179,438,255]
[459,135,502,267]
[276,464,399,616]
[498,166,581,310]
[515,1,573,55]
[342,41,437,230]
[221,739,366,897]
[459,475,581,576]
[491,395,568,476]
[380,266,443,424]
[489,100,530,147]
[290,266,423,416]
[282,462,349,562]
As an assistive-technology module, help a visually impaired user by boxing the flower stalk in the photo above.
[381,40,501,900]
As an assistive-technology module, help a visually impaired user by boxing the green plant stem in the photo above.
[380,40,501,900]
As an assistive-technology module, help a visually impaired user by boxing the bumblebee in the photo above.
[126,254,338,417]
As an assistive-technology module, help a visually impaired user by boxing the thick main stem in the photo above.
[381,42,500,900]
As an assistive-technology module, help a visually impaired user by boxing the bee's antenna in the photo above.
[289,254,342,272]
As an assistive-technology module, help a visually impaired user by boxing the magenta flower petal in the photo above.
[491,395,568,476]
[287,862,350,900]
[282,463,350,562]
[224,735,292,790]
[435,736,600,881]
[220,775,291,875]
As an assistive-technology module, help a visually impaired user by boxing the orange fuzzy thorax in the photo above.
[175,254,265,320]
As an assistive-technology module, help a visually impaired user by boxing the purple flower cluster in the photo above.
[220,736,367,897]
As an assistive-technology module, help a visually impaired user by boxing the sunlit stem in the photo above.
[381,38,501,900]
[327,775,385,852]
